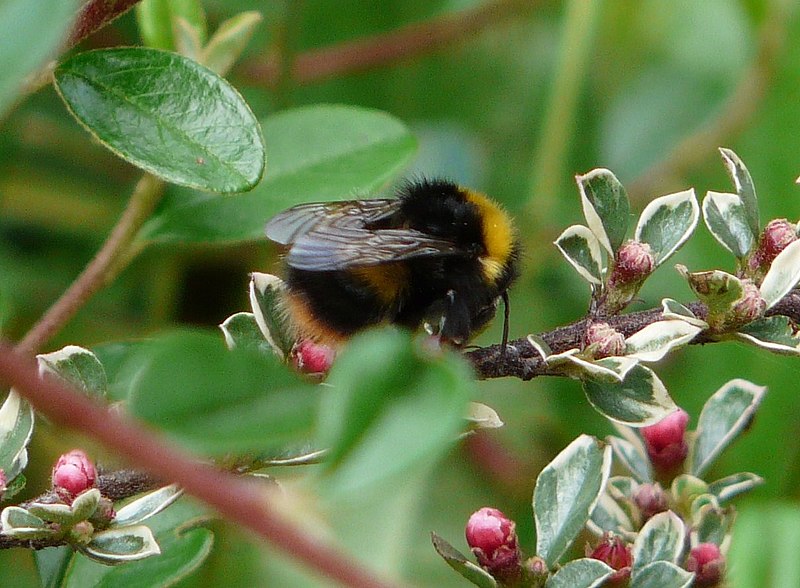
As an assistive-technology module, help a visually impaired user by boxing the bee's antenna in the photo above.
[500,291,510,357]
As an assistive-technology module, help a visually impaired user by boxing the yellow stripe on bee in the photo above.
[352,263,409,304]
[463,189,515,281]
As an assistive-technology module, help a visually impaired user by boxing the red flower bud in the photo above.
[465,507,522,582]
[587,532,632,584]
[291,339,336,375]
[612,240,655,284]
[686,543,724,586]
[52,449,96,497]
[641,408,689,474]
[586,322,626,359]
[749,219,798,274]
[634,483,669,520]
[731,280,766,324]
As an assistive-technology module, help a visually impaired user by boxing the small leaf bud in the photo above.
[52,449,97,498]
[465,507,522,583]
[634,482,669,520]
[586,532,632,584]
[686,542,724,586]
[291,339,336,375]
[68,520,95,546]
[585,322,626,359]
[641,408,689,475]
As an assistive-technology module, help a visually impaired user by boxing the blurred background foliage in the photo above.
[2,0,800,585]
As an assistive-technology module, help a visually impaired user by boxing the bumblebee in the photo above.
[265,178,520,349]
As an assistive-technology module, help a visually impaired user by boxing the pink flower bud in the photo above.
[731,280,766,324]
[612,240,655,284]
[761,219,797,259]
[52,449,96,497]
[641,408,689,474]
[586,322,626,359]
[634,483,669,520]
[465,507,522,582]
[291,339,336,375]
[686,543,724,586]
[586,532,632,584]
[0,468,6,495]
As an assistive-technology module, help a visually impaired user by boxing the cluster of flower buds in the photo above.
[641,408,689,477]
[585,322,626,359]
[465,507,523,584]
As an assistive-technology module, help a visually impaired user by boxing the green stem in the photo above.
[16,175,164,355]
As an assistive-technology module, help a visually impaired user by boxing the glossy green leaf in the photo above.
[203,12,263,76]
[635,189,699,266]
[632,511,686,570]
[63,498,212,587]
[702,191,755,258]
[690,379,766,477]
[735,315,800,354]
[317,329,471,498]
[545,558,614,588]
[249,272,294,359]
[577,168,630,255]
[0,391,34,481]
[140,104,416,244]
[0,0,78,118]
[760,239,800,309]
[54,47,264,192]
[719,147,759,237]
[707,472,764,503]
[431,533,497,588]
[534,435,612,567]
[126,330,317,455]
[136,0,207,50]
[37,345,108,399]
[624,320,702,362]
[583,365,678,426]
[554,225,605,285]
[34,546,72,588]
[630,561,693,588]
[608,435,652,483]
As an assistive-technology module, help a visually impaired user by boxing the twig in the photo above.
[0,343,404,588]
[16,175,164,356]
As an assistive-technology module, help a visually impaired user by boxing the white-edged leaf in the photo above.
[1,506,46,531]
[624,320,702,362]
[545,558,614,588]
[219,312,275,357]
[676,266,744,317]
[702,191,755,258]
[37,345,108,399]
[112,484,183,528]
[734,315,800,354]
[635,189,699,266]
[465,402,504,431]
[527,334,553,360]
[71,488,101,521]
[707,472,764,503]
[660,299,708,329]
[719,147,759,236]
[26,502,75,525]
[690,379,766,477]
[543,351,638,383]
[588,491,635,536]
[249,272,294,359]
[83,525,161,563]
[583,365,677,426]
[534,435,612,567]
[555,225,605,285]
[632,511,686,570]
[759,239,800,309]
[630,561,694,588]
[608,436,652,483]
[691,504,732,547]
[0,390,34,481]
[431,532,498,588]
[577,168,630,255]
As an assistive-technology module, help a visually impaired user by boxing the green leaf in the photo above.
[54,47,264,193]
[249,273,295,359]
[624,320,702,363]
[1,505,47,531]
[632,511,686,570]
[634,189,699,266]
[759,239,800,309]
[534,435,612,567]
[136,0,207,50]
[692,504,732,547]
[219,312,275,357]
[63,498,212,587]
[139,104,416,244]
[317,329,471,499]
[707,472,764,503]
[543,348,639,383]
[545,558,614,588]
[676,266,743,322]
[588,492,635,536]
[203,12,263,76]
[112,485,183,527]
[82,525,161,563]
[719,147,759,237]
[735,315,800,354]
[608,436,652,483]
[690,379,766,477]
[630,561,693,588]
[702,191,755,258]
[0,390,34,481]
[34,546,72,588]
[583,365,678,426]
[0,0,78,118]
[554,225,605,285]
[431,532,498,588]
[126,330,317,455]
[577,168,631,255]
[660,298,708,329]
[37,345,108,399]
